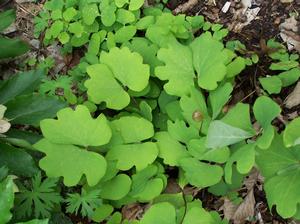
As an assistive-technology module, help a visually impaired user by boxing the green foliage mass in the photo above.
[0,0,300,223]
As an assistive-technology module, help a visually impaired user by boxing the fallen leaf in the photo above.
[173,0,198,14]
[122,203,145,221]
[280,16,300,52]
[222,189,256,224]
[221,1,231,13]
[0,119,11,134]
[284,81,300,109]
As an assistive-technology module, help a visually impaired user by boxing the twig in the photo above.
[173,0,198,14]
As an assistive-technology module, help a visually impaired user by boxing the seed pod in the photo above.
[192,110,204,122]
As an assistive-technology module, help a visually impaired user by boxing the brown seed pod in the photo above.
[192,110,204,122]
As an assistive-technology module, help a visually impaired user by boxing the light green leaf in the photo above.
[85,64,130,110]
[257,125,275,149]
[224,143,255,184]
[106,142,158,171]
[82,4,99,25]
[167,120,199,144]
[222,103,254,133]
[183,206,224,224]
[110,116,154,144]
[226,56,246,78]
[259,76,282,94]
[35,139,107,186]
[100,174,131,200]
[92,204,114,222]
[58,32,70,44]
[278,68,300,87]
[63,7,77,21]
[256,135,300,218]
[49,20,63,38]
[0,177,14,224]
[116,9,135,25]
[180,87,209,130]
[187,138,229,163]
[140,202,176,224]
[208,82,233,119]
[101,47,150,92]
[115,0,128,8]
[253,96,281,128]
[68,21,84,37]
[114,25,137,43]
[270,61,299,71]
[99,0,116,27]
[206,121,254,149]
[155,40,195,96]
[283,117,300,147]
[130,165,165,201]
[40,105,112,147]
[179,157,223,188]
[129,0,144,10]
[154,132,189,166]
[190,32,227,90]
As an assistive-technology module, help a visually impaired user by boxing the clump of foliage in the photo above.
[0,0,300,223]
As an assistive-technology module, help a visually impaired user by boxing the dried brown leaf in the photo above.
[284,81,300,109]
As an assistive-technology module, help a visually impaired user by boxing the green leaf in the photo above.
[278,68,300,87]
[270,61,299,71]
[0,70,43,104]
[110,116,154,144]
[257,125,275,149]
[5,94,67,125]
[140,202,176,224]
[82,3,99,25]
[85,64,130,110]
[106,142,158,171]
[253,96,281,129]
[66,189,102,218]
[179,87,209,130]
[224,143,255,184]
[206,121,254,149]
[259,76,282,94]
[0,36,29,59]
[99,0,116,27]
[115,0,128,8]
[40,105,112,147]
[68,21,84,37]
[16,219,49,224]
[222,103,254,133]
[0,105,6,119]
[0,143,38,177]
[92,204,114,222]
[179,157,223,188]
[129,0,144,10]
[100,174,131,200]
[0,177,14,224]
[190,32,227,90]
[35,139,107,186]
[15,172,61,219]
[129,164,165,201]
[226,56,246,78]
[116,9,135,25]
[155,40,195,96]
[208,82,233,119]
[167,120,199,144]
[49,20,64,38]
[63,7,77,21]
[58,32,70,44]
[0,9,15,31]
[283,117,300,147]
[256,135,300,218]
[114,25,137,43]
[154,131,189,166]
[187,138,230,163]
[101,47,150,92]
